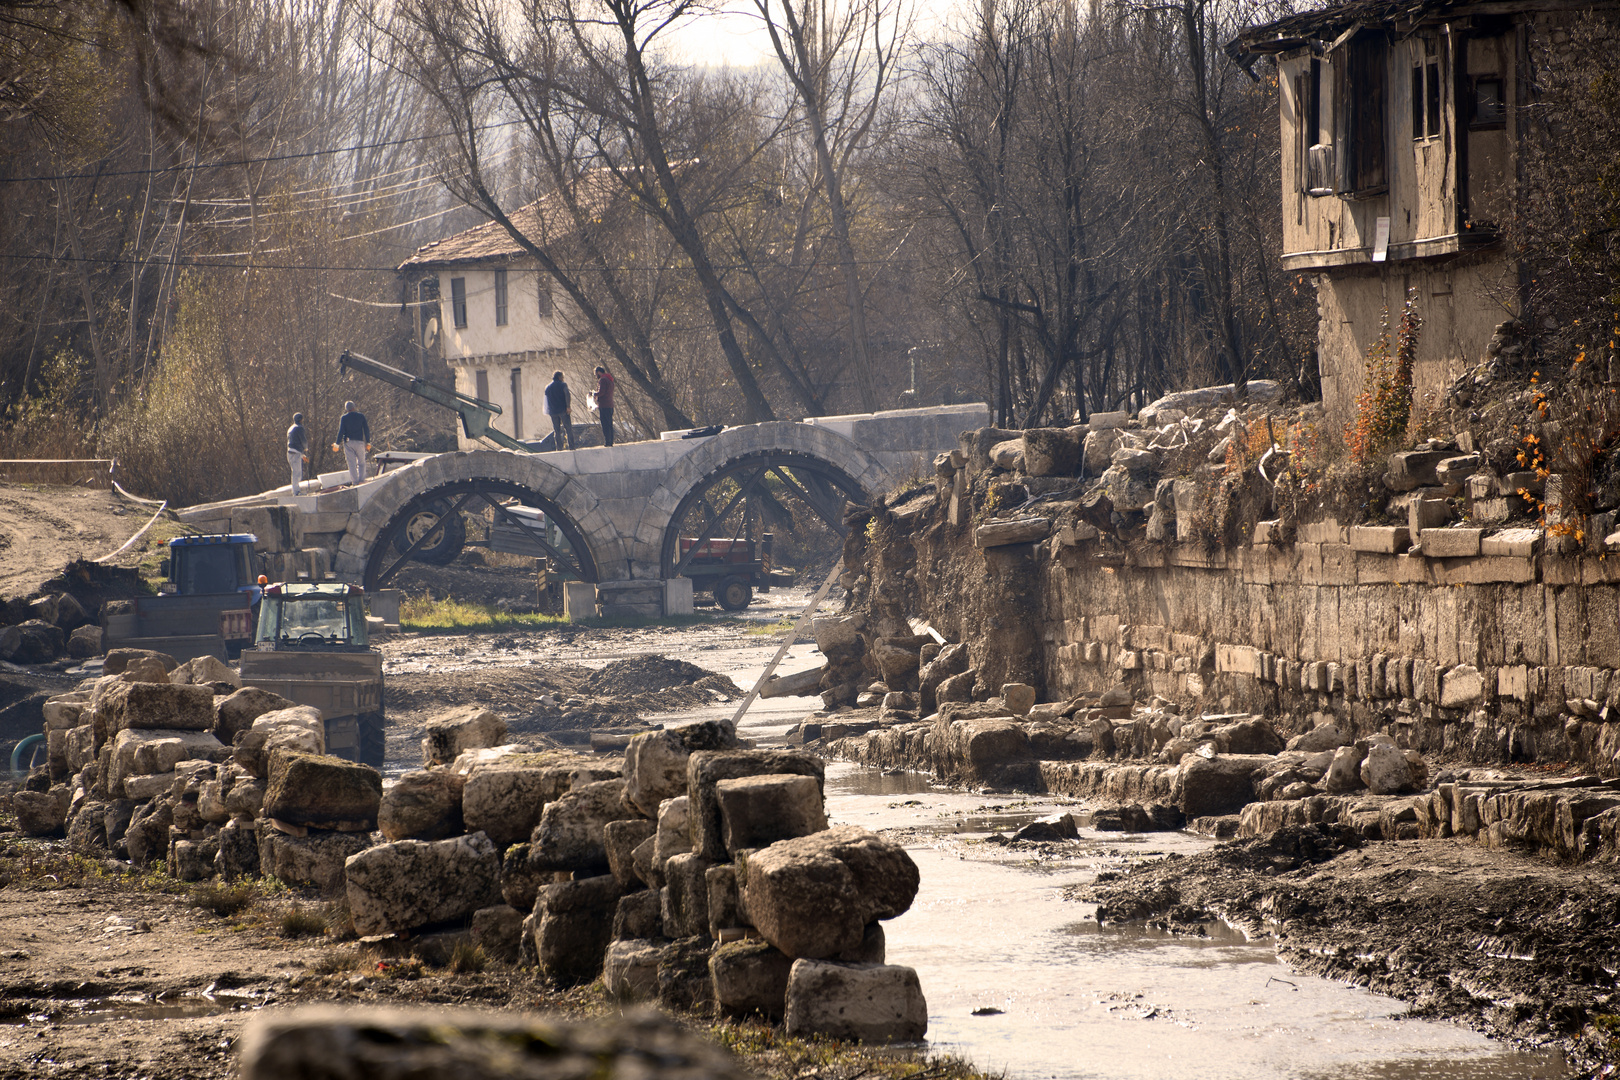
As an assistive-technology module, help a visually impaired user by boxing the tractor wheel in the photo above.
[394,500,466,565]
[359,713,387,769]
[715,576,754,612]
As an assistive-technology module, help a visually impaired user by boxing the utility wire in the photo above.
[0,120,522,184]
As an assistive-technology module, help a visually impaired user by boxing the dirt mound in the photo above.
[584,655,724,697]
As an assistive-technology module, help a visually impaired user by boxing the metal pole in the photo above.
[729,557,844,729]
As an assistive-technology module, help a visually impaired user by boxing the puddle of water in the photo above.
[4,994,257,1027]
[814,762,1567,1080]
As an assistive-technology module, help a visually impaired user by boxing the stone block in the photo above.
[711,939,795,1019]
[470,904,525,963]
[234,707,325,778]
[1482,527,1542,558]
[715,773,827,856]
[663,852,714,939]
[1421,528,1483,558]
[738,826,918,960]
[108,729,224,799]
[214,687,297,744]
[461,755,579,847]
[421,707,507,767]
[1385,450,1454,492]
[614,889,664,941]
[345,832,502,937]
[604,939,665,1001]
[706,863,741,937]
[663,578,694,616]
[529,778,636,872]
[264,751,381,831]
[99,681,215,734]
[535,874,627,986]
[1409,498,1451,536]
[377,769,465,841]
[784,961,928,1044]
[1498,665,1529,702]
[258,825,368,894]
[687,750,825,862]
[1441,665,1486,708]
[1349,526,1410,553]
[1172,755,1270,818]
[563,580,597,621]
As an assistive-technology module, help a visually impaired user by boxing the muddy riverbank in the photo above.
[1076,823,1620,1072]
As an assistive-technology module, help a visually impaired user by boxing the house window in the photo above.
[538,279,553,319]
[1473,76,1505,127]
[475,368,489,403]
[1412,60,1442,140]
[1334,33,1387,196]
[1297,58,1334,196]
[510,368,523,439]
[451,277,468,329]
[494,269,508,326]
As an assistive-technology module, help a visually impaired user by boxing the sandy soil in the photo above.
[1075,824,1620,1071]
[0,484,154,603]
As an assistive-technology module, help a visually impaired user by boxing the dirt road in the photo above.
[0,484,151,603]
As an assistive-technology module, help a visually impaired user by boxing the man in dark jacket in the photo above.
[333,401,371,486]
[595,365,616,447]
[286,412,309,495]
[544,371,573,450]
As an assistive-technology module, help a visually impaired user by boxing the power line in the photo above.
[0,120,522,185]
[0,250,929,273]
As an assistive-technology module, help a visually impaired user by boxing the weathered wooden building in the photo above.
[1232,0,1575,422]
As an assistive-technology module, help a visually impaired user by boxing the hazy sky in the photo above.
[662,0,963,68]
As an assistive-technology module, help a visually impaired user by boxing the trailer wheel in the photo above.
[393,500,466,565]
[359,713,386,768]
[715,576,753,611]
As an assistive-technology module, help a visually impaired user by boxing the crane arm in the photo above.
[337,350,531,453]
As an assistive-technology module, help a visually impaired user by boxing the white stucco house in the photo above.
[398,205,612,449]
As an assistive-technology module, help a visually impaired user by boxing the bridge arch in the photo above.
[333,450,628,586]
[627,421,895,574]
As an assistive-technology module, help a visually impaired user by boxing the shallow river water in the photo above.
[581,590,1568,1079]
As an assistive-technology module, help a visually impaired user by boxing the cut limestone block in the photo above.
[345,832,502,937]
[257,825,368,894]
[98,681,214,734]
[687,750,825,862]
[711,939,795,1019]
[662,852,713,939]
[714,773,827,855]
[377,770,465,841]
[460,755,580,847]
[535,874,627,986]
[622,721,740,818]
[234,707,325,778]
[529,778,637,872]
[421,707,507,767]
[604,939,665,1001]
[605,818,657,888]
[739,826,919,960]
[263,751,381,832]
[214,687,296,745]
[784,960,928,1043]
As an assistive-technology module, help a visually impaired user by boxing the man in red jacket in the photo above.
[595,365,616,447]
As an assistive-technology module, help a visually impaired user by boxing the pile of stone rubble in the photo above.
[13,659,928,1044]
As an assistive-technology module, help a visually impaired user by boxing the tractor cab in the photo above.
[254,583,370,650]
[240,582,385,766]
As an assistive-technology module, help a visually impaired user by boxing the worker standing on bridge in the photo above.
[333,400,371,486]
[286,412,309,495]
[595,365,615,447]
[544,371,574,451]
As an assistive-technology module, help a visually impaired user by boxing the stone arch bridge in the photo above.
[177,404,986,606]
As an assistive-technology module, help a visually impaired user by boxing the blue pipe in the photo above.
[10,733,44,775]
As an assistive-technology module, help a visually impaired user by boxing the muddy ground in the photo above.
[0,484,153,603]
[1076,823,1620,1071]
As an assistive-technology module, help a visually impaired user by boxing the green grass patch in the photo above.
[400,594,718,634]
[742,618,795,636]
[280,905,327,938]
[190,880,258,916]
[448,942,488,974]
[400,595,568,633]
